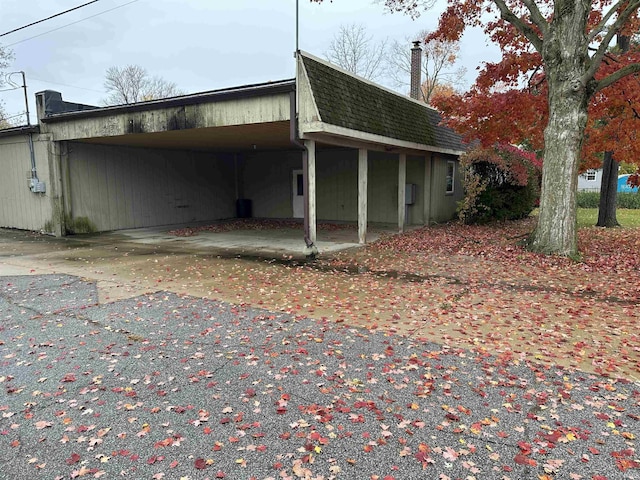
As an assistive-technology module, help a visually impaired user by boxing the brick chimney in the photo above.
[410,41,422,101]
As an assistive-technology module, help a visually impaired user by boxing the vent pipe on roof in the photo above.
[410,41,422,101]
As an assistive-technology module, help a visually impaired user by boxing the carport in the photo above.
[21,51,464,254]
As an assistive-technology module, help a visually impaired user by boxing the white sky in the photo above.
[1,0,500,124]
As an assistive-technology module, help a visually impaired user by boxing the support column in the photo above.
[49,139,67,237]
[423,154,434,225]
[358,148,368,244]
[398,153,406,233]
[306,140,317,245]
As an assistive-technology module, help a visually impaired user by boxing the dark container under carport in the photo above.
[236,199,252,218]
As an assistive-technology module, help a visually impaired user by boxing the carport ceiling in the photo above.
[77,121,292,152]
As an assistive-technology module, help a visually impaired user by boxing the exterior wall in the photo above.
[429,155,464,223]
[240,148,452,226]
[242,150,303,218]
[577,169,602,192]
[0,133,53,231]
[316,149,358,222]
[66,142,235,231]
[42,93,292,141]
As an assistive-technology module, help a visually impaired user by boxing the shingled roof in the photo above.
[299,53,465,153]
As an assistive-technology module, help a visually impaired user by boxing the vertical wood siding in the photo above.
[0,134,52,231]
[67,142,235,231]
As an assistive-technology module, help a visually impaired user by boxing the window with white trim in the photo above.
[585,169,597,181]
[446,161,455,194]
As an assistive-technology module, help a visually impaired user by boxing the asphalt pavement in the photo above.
[1,273,639,479]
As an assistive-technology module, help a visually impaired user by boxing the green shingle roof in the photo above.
[302,54,461,149]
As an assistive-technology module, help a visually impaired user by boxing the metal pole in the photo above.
[17,71,37,181]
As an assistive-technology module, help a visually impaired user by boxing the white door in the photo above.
[292,169,304,218]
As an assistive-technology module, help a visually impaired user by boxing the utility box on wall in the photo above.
[405,183,416,205]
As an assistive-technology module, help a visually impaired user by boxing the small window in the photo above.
[446,161,455,194]
[297,173,304,196]
[585,169,597,181]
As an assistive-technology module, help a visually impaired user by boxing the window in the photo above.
[446,161,455,194]
[585,169,597,182]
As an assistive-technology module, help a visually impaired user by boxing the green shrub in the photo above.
[577,191,640,209]
[617,192,640,209]
[458,145,541,224]
[576,191,600,208]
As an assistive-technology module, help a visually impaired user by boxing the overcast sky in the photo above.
[1,0,500,124]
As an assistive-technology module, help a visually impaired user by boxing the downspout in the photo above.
[290,74,315,252]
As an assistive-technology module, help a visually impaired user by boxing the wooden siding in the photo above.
[0,134,52,231]
[429,155,464,223]
[67,142,235,231]
[242,151,302,219]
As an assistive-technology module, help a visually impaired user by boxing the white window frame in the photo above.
[585,169,597,182]
[446,161,455,194]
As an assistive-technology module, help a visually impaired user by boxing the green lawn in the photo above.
[577,208,640,228]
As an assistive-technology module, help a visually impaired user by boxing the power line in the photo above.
[26,74,103,93]
[0,1,100,38]
[6,0,141,48]
[0,86,21,93]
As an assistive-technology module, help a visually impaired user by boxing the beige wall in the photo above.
[0,133,53,231]
[428,154,464,223]
[66,142,235,231]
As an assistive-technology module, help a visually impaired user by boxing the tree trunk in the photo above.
[530,1,591,257]
[596,151,620,227]
[595,35,627,228]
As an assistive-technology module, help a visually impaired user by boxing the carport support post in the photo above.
[305,140,317,247]
[398,154,406,233]
[358,148,368,244]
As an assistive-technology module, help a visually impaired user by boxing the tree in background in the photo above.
[325,24,388,81]
[386,31,466,103]
[103,65,183,105]
[346,0,640,256]
[0,44,15,129]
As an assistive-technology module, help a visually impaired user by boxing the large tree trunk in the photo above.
[530,1,591,257]
[596,151,620,227]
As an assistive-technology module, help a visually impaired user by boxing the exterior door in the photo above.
[292,169,304,218]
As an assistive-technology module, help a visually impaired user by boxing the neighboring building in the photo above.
[577,168,602,192]
[0,51,465,250]
[577,169,639,193]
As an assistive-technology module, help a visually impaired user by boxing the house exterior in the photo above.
[577,169,639,193]
[0,52,465,251]
[577,169,603,192]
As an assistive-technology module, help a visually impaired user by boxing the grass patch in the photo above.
[577,209,640,228]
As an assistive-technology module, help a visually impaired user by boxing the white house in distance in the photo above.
[0,51,466,251]
[578,168,639,193]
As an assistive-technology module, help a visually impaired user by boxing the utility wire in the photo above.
[26,75,103,93]
[6,0,141,47]
[0,86,21,93]
[0,1,100,38]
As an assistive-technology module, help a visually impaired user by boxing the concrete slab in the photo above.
[101,220,399,258]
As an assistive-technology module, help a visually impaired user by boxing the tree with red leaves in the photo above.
[313,0,640,256]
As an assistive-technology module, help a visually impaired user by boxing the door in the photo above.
[292,169,304,218]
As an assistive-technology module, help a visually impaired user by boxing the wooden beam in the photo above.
[306,140,317,244]
[358,148,368,244]
[398,153,406,233]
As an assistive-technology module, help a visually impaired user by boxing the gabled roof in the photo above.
[298,52,465,154]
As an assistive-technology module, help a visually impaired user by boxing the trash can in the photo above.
[236,199,252,218]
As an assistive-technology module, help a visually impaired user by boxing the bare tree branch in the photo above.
[595,62,640,93]
[325,23,388,81]
[103,65,183,105]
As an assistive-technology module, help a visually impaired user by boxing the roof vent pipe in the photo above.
[410,41,422,101]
